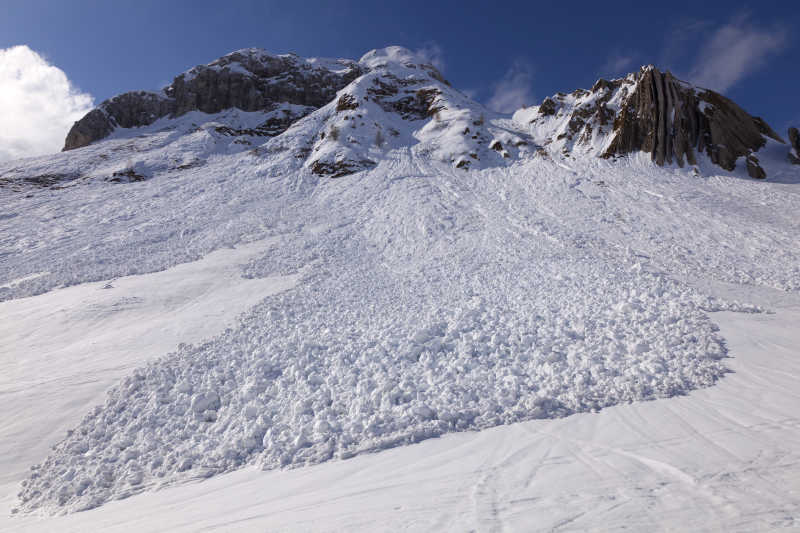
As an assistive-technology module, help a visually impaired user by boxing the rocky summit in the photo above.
[61,47,794,179]
[63,49,363,151]
[515,66,787,179]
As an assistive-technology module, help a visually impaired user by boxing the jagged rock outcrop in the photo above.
[301,46,530,177]
[63,92,174,150]
[603,67,784,173]
[62,108,115,151]
[789,127,800,164]
[64,49,363,151]
[517,66,785,178]
[165,50,361,116]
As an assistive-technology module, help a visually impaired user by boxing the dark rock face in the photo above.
[102,91,175,129]
[538,97,557,116]
[603,67,782,173]
[366,76,443,120]
[166,51,361,116]
[62,109,115,151]
[789,127,800,164]
[63,91,174,151]
[746,156,767,179]
[790,127,800,152]
[63,49,363,151]
[530,66,783,177]
[310,159,376,178]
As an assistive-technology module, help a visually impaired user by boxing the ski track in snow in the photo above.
[1,97,799,519]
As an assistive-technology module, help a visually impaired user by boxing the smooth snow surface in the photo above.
[4,294,799,531]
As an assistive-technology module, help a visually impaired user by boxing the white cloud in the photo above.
[688,16,787,92]
[487,60,535,113]
[660,19,711,68]
[414,42,445,72]
[0,45,94,162]
[602,53,635,76]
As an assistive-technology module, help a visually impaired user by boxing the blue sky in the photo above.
[2,0,799,148]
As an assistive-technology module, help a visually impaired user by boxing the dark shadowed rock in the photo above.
[64,49,363,151]
[166,51,362,116]
[789,127,800,164]
[310,159,376,178]
[789,127,800,152]
[603,67,782,171]
[746,156,767,179]
[538,97,557,116]
[64,92,176,151]
[62,109,115,151]
[366,77,443,120]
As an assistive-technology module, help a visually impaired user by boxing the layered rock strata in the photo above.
[64,50,362,150]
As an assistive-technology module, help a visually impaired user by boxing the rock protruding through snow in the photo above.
[514,66,785,178]
[63,49,363,151]
[64,48,787,178]
[789,126,800,164]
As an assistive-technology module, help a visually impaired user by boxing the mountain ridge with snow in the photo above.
[60,46,798,179]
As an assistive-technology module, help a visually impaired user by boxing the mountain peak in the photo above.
[514,64,786,178]
[358,46,419,67]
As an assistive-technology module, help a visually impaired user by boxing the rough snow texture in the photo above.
[2,47,799,514]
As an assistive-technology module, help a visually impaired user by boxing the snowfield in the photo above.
[1,46,799,529]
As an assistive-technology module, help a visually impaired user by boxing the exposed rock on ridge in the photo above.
[517,66,785,178]
[63,49,363,151]
[63,51,790,180]
[603,67,782,178]
[789,127,800,164]
[299,46,530,177]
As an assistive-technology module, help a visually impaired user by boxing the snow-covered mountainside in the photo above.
[60,46,530,178]
[1,46,799,519]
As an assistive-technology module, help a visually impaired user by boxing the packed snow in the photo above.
[1,46,799,525]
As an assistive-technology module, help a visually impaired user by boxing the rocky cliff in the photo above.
[63,49,363,151]
[515,66,786,179]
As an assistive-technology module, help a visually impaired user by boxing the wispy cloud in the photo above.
[601,52,635,76]
[0,45,94,162]
[487,60,535,113]
[660,18,712,68]
[687,15,787,92]
[414,42,445,72]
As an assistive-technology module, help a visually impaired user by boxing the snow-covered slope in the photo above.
[1,46,799,524]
